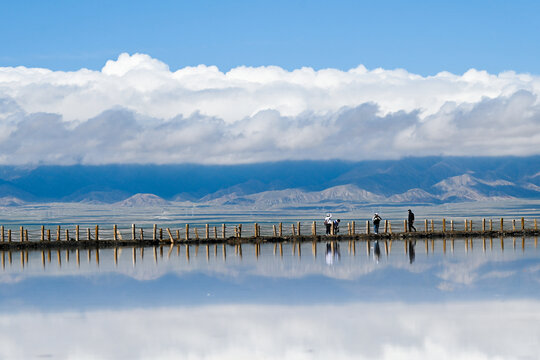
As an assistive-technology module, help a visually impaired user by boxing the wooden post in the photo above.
[8,229,11,242]
[25,230,28,242]
[273,224,277,237]
[95,225,99,241]
[166,228,174,243]
[291,223,296,236]
[153,224,157,241]
[87,228,90,241]
[297,222,301,236]
[222,224,226,239]
[113,225,117,241]
[76,225,79,241]
[521,217,525,230]
[469,220,472,231]
[194,228,199,240]
[185,224,189,241]
[65,229,69,241]
[451,219,454,232]
[384,220,388,233]
[352,221,355,235]
[482,218,486,232]
[404,220,408,233]
[424,219,428,232]
[159,228,163,240]
[366,220,370,234]
[206,224,209,239]
[489,219,493,231]
[176,229,180,241]
[214,226,217,239]
[442,218,446,232]
[238,224,242,238]
[430,219,434,232]
[140,228,144,241]
[312,221,316,236]
[347,222,351,235]
[132,224,136,241]
[388,220,392,234]
[254,223,258,238]
[41,226,44,241]
[279,223,283,237]
[500,218,504,231]
[57,225,61,241]
[47,229,51,241]
[535,219,538,230]
[464,219,468,231]
[512,219,516,231]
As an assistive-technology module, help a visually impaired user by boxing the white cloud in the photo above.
[0,301,539,359]
[1,53,540,164]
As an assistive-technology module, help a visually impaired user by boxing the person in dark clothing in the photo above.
[408,209,416,232]
[372,213,382,234]
[333,219,341,234]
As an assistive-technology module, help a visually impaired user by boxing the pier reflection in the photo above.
[0,237,538,274]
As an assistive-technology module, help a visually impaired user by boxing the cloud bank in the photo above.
[1,53,540,164]
[2,302,539,359]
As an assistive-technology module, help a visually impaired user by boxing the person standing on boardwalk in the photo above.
[324,213,332,235]
[372,213,382,234]
[333,219,341,234]
[408,209,416,232]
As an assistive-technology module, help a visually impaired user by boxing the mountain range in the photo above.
[0,156,538,206]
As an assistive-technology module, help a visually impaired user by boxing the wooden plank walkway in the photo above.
[0,217,538,251]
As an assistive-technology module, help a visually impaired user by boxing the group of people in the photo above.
[324,213,341,235]
[323,209,417,235]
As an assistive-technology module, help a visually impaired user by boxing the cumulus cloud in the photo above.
[1,301,539,359]
[1,53,540,164]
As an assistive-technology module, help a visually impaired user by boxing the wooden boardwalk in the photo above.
[0,217,538,251]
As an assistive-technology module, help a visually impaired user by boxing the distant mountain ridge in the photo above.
[0,156,538,205]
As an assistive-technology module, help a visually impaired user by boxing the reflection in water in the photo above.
[2,237,534,278]
[325,242,341,265]
[0,238,539,359]
[373,240,381,263]
[408,240,416,264]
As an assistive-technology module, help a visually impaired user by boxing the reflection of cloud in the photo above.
[0,274,24,284]
[437,282,455,292]
[0,301,539,359]
[2,53,540,164]
[481,270,516,280]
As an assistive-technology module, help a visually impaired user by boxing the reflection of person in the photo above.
[324,213,332,235]
[372,213,382,234]
[408,209,416,232]
[325,242,341,265]
[408,240,416,264]
[373,240,381,263]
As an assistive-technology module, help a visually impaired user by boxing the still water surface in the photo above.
[1,237,539,359]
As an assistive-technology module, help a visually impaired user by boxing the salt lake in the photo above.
[1,235,539,359]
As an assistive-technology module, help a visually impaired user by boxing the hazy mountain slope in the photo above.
[0,156,537,203]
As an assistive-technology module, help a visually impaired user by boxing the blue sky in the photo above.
[2,0,540,75]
